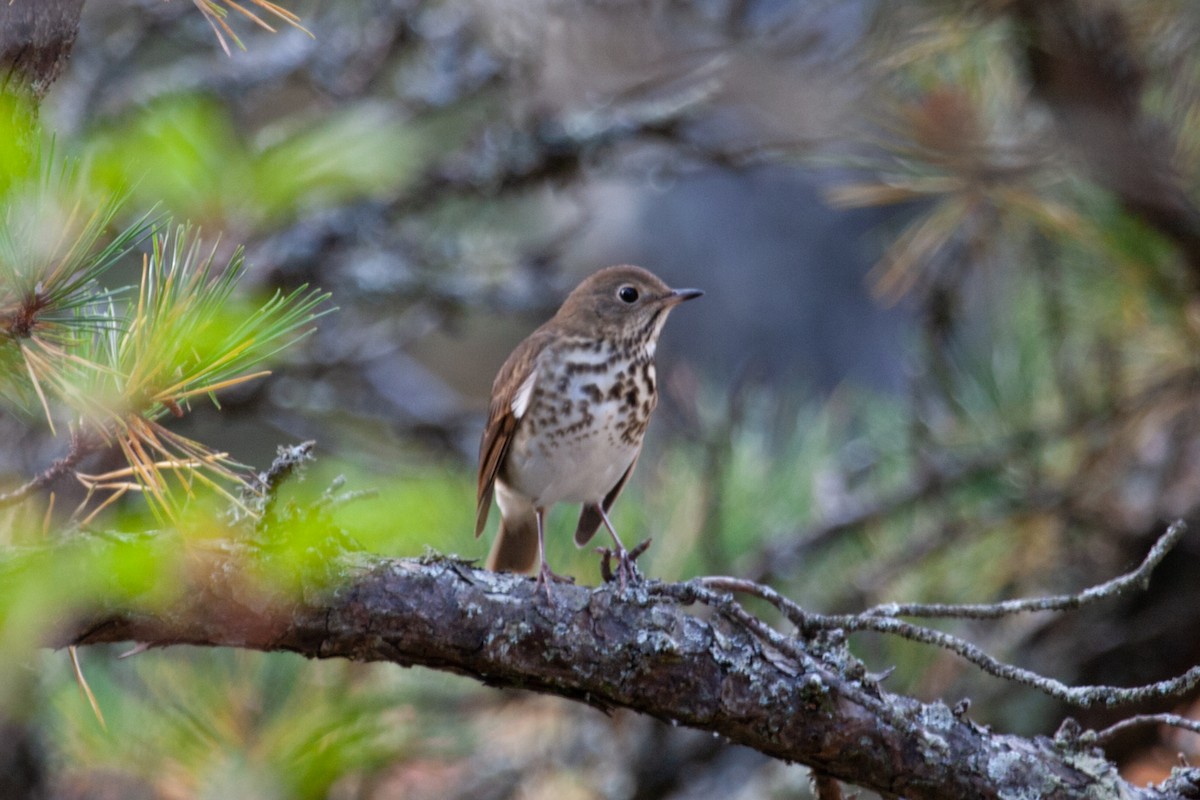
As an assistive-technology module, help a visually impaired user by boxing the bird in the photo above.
[475,265,703,592]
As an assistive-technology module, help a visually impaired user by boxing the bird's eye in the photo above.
[618,285,639,303]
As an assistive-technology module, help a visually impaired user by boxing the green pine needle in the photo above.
[0,144,333,522]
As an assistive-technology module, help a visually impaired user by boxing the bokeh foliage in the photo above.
[5,0,1200,795]
[85,95,432,234]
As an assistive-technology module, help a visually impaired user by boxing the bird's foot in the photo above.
[535,559,575,601]
[597,537,652,590]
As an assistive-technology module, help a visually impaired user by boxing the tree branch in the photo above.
[0,0,84,103]
[853,519,1187,620]
[38,533,1195,800]
[0,430,93,509]
[698,522,1200,711]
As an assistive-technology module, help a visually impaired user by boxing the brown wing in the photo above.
[574,452,639,546]
[475,329,551,538]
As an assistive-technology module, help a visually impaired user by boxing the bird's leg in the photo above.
[595,505,647,589]
[534,507,572,600]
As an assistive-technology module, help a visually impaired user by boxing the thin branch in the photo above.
[856,519,1187,619]
[1089,714,1200,746]
[700,521,1199,709]
[831,616,1200,710]
[0,430,93,509]
[240,439,315,522]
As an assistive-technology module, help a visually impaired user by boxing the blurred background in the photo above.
[3,0,1200,797]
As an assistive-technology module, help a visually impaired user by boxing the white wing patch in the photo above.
[510,371,536,419]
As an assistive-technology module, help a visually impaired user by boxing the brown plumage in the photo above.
[474,265,702,589]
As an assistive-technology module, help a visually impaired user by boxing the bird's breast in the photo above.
[501,345,658,506]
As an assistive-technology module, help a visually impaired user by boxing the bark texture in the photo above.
[0,0,85,102]
[56,541,1196,800]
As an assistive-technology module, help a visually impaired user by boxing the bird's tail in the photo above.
[486,485,540,573]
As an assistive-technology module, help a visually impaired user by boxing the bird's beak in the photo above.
[664,288,704,306]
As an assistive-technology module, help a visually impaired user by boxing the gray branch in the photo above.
[697,522,1200,714]
[855,520,1188,620]
[40,533,1196,800]
[0,0,84,103]
[0,430,94,509]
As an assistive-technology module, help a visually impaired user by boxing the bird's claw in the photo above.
[597,537,652,590]
[535,560,575,602]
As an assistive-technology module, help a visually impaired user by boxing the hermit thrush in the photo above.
[475,265,702,591]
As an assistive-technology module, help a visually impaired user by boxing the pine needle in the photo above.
[41,491,55,537]
[68,646,107,732]
[191,0,313,56]
[20,344,56,435]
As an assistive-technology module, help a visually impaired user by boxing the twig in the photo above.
[1088,713,1200,745]
[856,519,1187,619]
[701,521,1200,709]
[242,440,315,521]
[649,580,917,737]
[831,616,1200,709]
[317,488,379,511]
[0,431,93,509]
[253,440,315,494]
